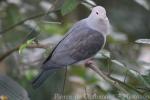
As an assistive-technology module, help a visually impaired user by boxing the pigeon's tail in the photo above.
[32,69,55,89]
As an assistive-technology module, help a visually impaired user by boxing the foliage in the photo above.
[19,38,35,54]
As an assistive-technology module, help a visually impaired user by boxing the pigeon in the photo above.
[32,6,110,88]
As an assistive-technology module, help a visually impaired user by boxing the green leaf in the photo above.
[98,49,111,58]
[26,38,35,45]
[19,38,35,54]
[61,0,80,15]
[111,59,125,67]
[138,74,150,88]
[19,44,27,54]
[135,39,150,44]
[143,74,150,84]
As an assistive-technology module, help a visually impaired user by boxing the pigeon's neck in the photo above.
[86,17,109,36]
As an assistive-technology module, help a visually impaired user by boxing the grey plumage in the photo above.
[32,6,110,88]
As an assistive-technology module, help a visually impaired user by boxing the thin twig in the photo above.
[124,70,128,83]
[85,61,128,93]
[62,67,68,95]
[137,87,150,94]
[0,12,46,34]
[84,61,144,95]
[108,75,142,94]
[0,45,20,61]
[107,58,112,76]
[84,87,89,100]
[0,44,49,61]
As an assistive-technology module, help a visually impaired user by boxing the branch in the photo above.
[84,61,143,95]
[0,43,49,62]
[0,4,58,61]
[108,75,142,94]
[27,44,48,49]
[0,12,46,34]
[62,67,68,95]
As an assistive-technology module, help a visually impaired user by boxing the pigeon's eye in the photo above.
[96,12,99,15]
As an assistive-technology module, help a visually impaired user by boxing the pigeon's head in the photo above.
[87,6,110,35]
[89,6,107,20]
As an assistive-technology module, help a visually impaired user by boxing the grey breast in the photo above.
[47,19,105,66]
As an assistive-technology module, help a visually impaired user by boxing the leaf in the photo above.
[138,74,150,88]
[19,38,35,54]
[135,39,150,44]
[111,59,125,67]
[26,38,35,45]
[0,74,29,100]
[98,50,111,58]
[129,69,138,76]
[19,44,27,54]
[81,0,96,9]
[142,74,150,85]
[61,0,80,15]
[134,0,150,10]
[83,0,96,6]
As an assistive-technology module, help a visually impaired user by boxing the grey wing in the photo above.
[70,30,105,61]
[42,19,85,64]
[43,20,105,69]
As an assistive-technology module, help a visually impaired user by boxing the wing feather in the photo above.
[42,19,105,69]
[42,19,85,64]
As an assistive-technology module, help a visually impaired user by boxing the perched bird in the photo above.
[32,6,110,88]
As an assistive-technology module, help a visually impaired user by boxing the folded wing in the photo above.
[42,19,105,69]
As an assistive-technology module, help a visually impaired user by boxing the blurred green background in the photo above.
[0,0,150,100]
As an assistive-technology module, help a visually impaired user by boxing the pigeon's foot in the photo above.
[84,59,95,67]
